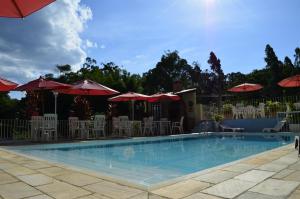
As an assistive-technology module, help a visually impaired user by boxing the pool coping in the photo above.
[0,132,296,191]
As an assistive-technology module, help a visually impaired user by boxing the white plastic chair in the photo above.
[112,117,120,136]
[43,114,57,141]
[68,117,79,138]
[30,116,43,141]
[92,115,106,138]
[143,117,154,136]
[119,116,131,136]
[294,102,300,110]
[232,106,243,119]
[159,118,170,135]
[171,116,184,134]
[256,103,265,118]
[244,105,256,118]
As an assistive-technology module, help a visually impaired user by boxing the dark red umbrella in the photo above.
[0,77,18,92]
[15,77,71,114]
[147,92,180,103]
[108,92,150,120]
[0,0,55,18]
[228,83,263,92]
[56,80,119,96]
[15,77,70,91]
[108,92,149,102]
[278,75,300,88]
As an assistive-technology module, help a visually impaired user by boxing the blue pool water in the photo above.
[7,133,293,187]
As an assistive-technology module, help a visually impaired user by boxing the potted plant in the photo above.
[212,114,224,131]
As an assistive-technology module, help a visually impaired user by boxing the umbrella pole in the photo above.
[53,91,58,115]
[131,100,135,120]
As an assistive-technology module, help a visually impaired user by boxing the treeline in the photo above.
[1,44,300,118]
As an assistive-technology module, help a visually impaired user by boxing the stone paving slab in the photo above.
[284,170,300,182]
[84,180,145,199]
[151,179,210,199]
[258,162,288,172]
[0,182,42,199]
[250,179,300,197]
[0,171,19,185]
[234,170,275,183]
[288,189,300,199]
[22,161,52,170]
[37,180,91,199]
[38,166,71,177]
[273,169,296,179]
[26,194,53,199]
[193,170,239,184]
[236,191,284,199]
[222,163,256,173]
[18,173,54,186]
[4,165,37,176]
[183,192,222,199]
[201,179,256,199]
[55,172,102,187]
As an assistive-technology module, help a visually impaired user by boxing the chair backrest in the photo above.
[112,117,120,131]
[94,115,105,128]
[43,114,57,129]
[31,116,43,128]
[180,116,184,126]
[68,117,79,129]
[294,102,300,110]
[274,120,286,131]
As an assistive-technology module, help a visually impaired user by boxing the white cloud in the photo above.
[84,39,98,49]
[0,0,92,83]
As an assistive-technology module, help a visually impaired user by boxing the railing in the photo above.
[203,95,300,120]
[0,119,31,140]
[0,119,115,141]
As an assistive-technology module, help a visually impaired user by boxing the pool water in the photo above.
[8,133,293,187]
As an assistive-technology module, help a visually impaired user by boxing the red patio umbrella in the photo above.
[56,80,119,96]
[15,77,70,91]
[108,92,150,120]
[15,77,71,114]
[0,77,18,92]
[147,92,180,103]
[278,75,300,88]
[228,83,263,92]
[0,0,55,18]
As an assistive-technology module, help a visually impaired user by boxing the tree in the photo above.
[207,52,224,108]
[283,56,294,77]
[56,64,71,74]
[264,44,283,96]
[294,47,300,68]
[142,50,193,93]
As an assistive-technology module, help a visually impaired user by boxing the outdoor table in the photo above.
[79,120,92,139]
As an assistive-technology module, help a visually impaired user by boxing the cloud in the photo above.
[84,39,98,49]
[0,0,92,84]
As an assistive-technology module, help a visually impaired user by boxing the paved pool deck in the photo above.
[0,144,300,199]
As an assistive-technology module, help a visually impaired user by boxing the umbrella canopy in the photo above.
[108,92,150,102]
[228,83,263,92]
[0,0,55,18]
[56,80,119,96]
[147,92,180,103]
[15,77,70,91]
[278,75,300,88]
[0,77,18,92]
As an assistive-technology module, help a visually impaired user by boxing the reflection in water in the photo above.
[13,134,292,186]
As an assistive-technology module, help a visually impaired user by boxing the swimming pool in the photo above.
[7,133,293,187]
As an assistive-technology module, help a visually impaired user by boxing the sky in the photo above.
[0,0,300,98]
